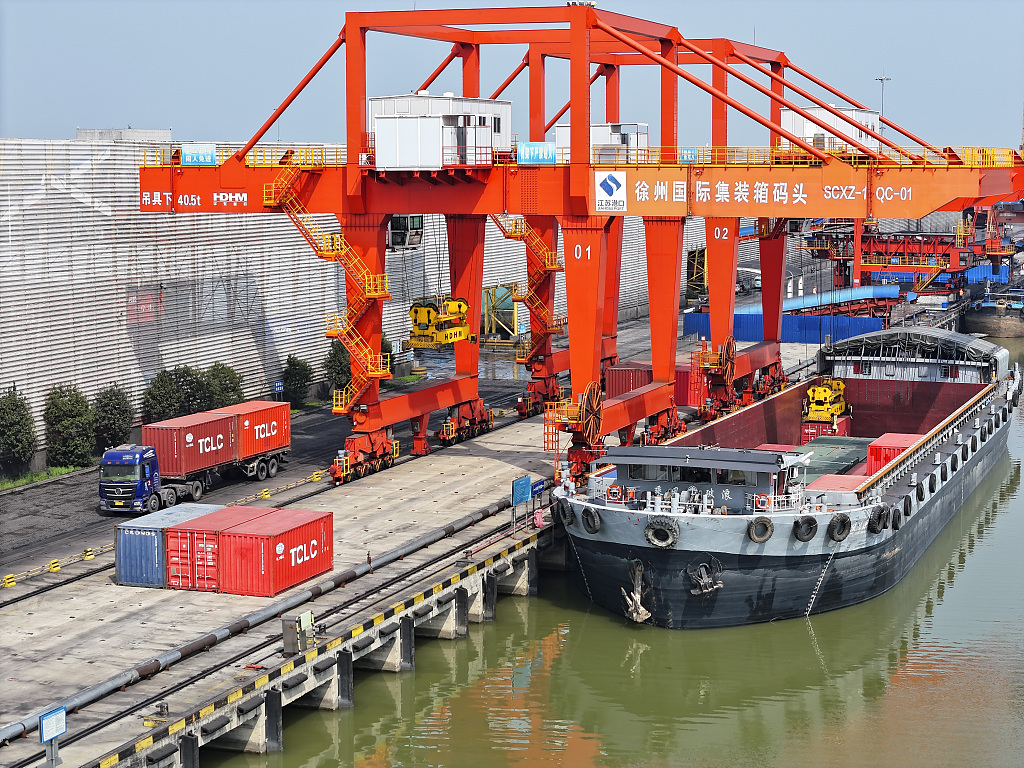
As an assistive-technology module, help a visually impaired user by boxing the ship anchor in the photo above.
[687,557,724,595]
[622,560,652,623]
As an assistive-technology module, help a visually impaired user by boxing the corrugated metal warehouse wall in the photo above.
[0,138,662,446]
[0,136,850,451]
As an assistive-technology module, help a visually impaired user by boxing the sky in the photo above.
[1,0,1022,150]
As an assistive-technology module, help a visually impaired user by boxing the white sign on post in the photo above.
[40,707,66,743]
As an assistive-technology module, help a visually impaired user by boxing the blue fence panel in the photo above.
[684,312,882,345]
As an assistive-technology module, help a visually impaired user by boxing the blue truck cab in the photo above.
[99,444,161,514]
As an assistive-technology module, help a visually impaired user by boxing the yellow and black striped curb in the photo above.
[228,468,332,507]
[2,543,115,588]
[81,530,543,768]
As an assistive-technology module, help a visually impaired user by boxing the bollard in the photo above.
[2,574,15,588]
[312,471,321,482]
[48,560,61,573]
[82,548,95,561]
[260,488,271,499]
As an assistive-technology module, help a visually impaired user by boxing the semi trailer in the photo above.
[99,401,290,514]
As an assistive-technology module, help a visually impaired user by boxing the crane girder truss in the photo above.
[137,5,1024,480]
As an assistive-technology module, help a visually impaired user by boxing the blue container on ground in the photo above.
[115,503,226,587]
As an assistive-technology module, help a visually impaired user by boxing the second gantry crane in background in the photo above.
[138,6,1024,484]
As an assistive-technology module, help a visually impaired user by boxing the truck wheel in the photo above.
[147,495,160,514]
[268,457,279,478]
[164,487,178,507]
[190,481,203,501]
[256,460,269,482]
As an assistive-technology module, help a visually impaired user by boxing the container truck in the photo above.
[99,401,290,514]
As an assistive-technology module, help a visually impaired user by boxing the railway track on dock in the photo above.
[2,506,543,768]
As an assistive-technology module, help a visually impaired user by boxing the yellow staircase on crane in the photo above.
[264,162,392,415]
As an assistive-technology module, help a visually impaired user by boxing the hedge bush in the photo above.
[44,384,95,468]
[0,384,36,474]
[142,370,183,422]
[93,385,134,452]
[207,362,244,408]
[282,355,315,407]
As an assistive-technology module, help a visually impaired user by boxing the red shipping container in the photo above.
[867,433,921,474]
[218,509,333,597]
[800,415,852,445]
[143,412,237,479]
[605,361,705,408]
[756,443,800,452]
[165,506,277,591]
[209,401,290,461]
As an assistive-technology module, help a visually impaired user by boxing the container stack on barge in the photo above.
[554,328,1019,629]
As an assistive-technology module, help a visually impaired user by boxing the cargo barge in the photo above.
[554,328,1019,628]
[961,290,1024,337]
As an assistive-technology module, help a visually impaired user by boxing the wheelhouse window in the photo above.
[716,468,753,486]
[627,464,645,481]
[674,466,712,484]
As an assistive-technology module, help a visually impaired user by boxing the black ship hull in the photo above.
[567,426,1009,629]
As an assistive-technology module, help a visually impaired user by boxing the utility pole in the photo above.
[875,75,891,135]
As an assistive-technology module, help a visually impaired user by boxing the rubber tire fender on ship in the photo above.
[747,516,774,544]
[916,482,926,502]
[890,504,902,531]
[644,516,680,548]
[929,473,938,493]
[581,506,602,534]
[868,507,886,534]
[827,512,852,542]
[903,496,912,518]
[792,515,818,542]
[558,499,576,527]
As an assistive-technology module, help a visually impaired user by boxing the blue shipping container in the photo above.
[115,503,225,587]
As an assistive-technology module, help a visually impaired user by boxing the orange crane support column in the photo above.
[448,214,487,377]
[602,217,623,370]
[641,216,685,443]
[705,216,740,349]
[560,216,610,398]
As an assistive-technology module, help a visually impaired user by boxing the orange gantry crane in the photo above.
[138,6,1024,483]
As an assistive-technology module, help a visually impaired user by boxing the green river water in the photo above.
[207,340,1024,768]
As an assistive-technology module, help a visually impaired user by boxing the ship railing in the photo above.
[743,492,804,514]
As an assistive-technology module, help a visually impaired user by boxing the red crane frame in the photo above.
[138,6,1024,482]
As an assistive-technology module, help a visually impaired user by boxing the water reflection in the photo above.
[206,445,1021,768]
[207,334,1024,767]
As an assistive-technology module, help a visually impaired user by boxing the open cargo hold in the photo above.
[605,361,705,408]
[142,412,237,479]
[209,401,290,461]
[116,503,225,588]
[800,415,851,445]
[867,433,922,474]
[218,509,334,597]
[166,506,277,591]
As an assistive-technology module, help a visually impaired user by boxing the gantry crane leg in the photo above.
[557,215,610,478]
[701,216,741,420]
[601,216,624,371]
[434,214,494,447]
[636,216,685,445]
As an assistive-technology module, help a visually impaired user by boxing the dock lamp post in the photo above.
[875,75,891,135]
